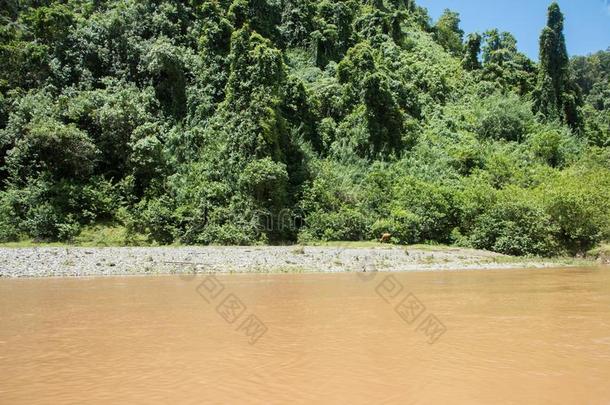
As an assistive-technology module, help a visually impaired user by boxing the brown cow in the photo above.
[379,233,392,243]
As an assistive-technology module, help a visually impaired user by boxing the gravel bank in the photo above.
[0,246,569,278]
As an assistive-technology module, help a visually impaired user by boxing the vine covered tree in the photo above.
[462,33,482,70]
[535,2,581,128]
[434,9,464,56]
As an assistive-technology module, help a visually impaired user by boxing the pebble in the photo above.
[0,246,547,278]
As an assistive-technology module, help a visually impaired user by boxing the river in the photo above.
[1,267,609,403]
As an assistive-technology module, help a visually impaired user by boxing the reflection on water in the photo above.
[1,267,610,404]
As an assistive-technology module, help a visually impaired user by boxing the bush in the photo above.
[0,176,120,242]
[478,143,534,188]
[469,188,558,256]
[128,197,177,245]
[0,191,21,242]
[454,177,497,235]
[448,134,485,175]
[539,167,610,254]
[5,118,99,182]
[240,158,289,207]
[582,104,610,147]
[301,208,368,241]
[24,203,80,241]
[390,176,456,243]
[197,223,262,246]
[475,95,534,142]
[527,125,581,168]
[371,209,421,244]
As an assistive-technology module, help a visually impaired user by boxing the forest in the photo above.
[0,0,609,256]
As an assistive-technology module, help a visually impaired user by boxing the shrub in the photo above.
[527,125,581,168]
[240,158,289,207]
[454,177,497,235]
[129,197,177,245]
[301,208,368,241]
[469,188,558,256]
[539,167,610,254]
[390,176,456,243]
[371,209,421,244]
[196,223,260,246]
[5,119,98,182]
[475,95,534,142]
[24,203,80,241]
[0,191,21,242]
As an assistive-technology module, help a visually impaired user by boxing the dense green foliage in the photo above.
[571,49,610,147]
[0,0,608,256]
[534,3,581,129]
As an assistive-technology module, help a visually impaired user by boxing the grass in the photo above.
[305,241,480,252]
[0,225,150,248]
[482,254,596,267]
[73,225,143,246]
[302,240,390,248]
[0,240,67,248]
[301,240,455,250]
[588,243,610,262]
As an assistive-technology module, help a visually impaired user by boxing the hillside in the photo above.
[0,0,609,256]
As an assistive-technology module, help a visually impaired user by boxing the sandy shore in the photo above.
[0,245,583,278]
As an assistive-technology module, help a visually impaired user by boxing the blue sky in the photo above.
[417,0,610,59]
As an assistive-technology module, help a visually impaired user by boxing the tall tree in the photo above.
[535,2,581,128]
[434,9,464,56]
[279,0,316,47]
[480,30,536,95]
[462,33,482,70]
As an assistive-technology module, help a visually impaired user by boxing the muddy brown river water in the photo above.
[1,267,610,404]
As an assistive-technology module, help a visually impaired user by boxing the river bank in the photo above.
[0,245,597,278]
